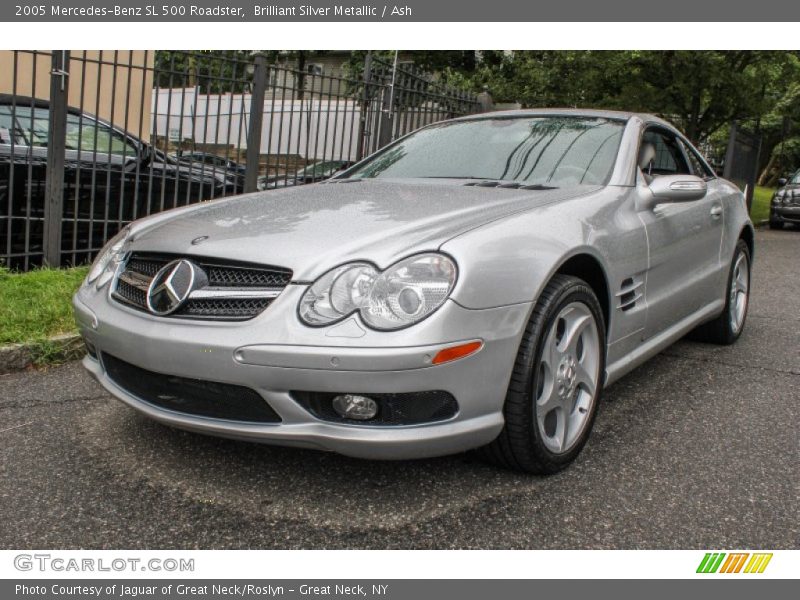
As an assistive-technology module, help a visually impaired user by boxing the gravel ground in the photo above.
[1,228,797,549]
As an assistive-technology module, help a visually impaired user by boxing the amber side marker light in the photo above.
[432,340,484,365]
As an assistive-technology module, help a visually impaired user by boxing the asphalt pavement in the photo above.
[1,228,798,549]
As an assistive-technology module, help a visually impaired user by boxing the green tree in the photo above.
[436,51,798,144]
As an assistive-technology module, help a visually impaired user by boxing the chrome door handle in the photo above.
[710,205,723,218]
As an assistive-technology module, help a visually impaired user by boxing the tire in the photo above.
[690,239,751,345]
[480,274,606,474]
[768,218,783,230]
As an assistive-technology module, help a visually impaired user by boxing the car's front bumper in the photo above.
[771,204,800,224]
[74,284,530,459]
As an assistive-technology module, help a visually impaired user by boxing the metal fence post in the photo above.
[356,52,373,161]
[43,50,70,267]
[723,121,737,182]
[376,54,398,150]
[244,54,267,193]
[723,121,761,212]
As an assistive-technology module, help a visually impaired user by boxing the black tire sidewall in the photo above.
[522,279,606,469]
[723,240,751,343]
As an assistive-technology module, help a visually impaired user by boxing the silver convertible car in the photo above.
[74,109,753,473]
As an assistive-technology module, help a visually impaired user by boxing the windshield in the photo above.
[346,116,624,186]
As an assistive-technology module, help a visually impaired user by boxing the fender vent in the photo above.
[617,277,643,312]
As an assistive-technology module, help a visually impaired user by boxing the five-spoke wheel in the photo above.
[535,302,601,454]
[482,274,606,474]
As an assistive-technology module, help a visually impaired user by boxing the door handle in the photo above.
[710,205,723,218]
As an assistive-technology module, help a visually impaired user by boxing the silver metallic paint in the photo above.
[74,109,753,459]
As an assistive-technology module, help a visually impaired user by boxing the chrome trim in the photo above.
[615,280,644,296]
[618,292,642,310]
[117,269,151,291]
[189,288,284,300]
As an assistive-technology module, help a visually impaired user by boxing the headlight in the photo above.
[86,226,131,288]
[299,253,457,330]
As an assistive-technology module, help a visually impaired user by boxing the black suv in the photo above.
[770,170,800,229]
[0,95,243,269]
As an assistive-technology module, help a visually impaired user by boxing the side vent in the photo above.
[616,277,643,312]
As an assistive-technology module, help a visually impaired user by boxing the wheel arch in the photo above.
[553,251,611,330]
[739,224,755,261]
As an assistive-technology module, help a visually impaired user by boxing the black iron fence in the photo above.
[0,50,480,271]
[722,122,762,212]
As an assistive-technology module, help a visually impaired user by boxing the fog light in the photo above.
[332,394,378,420]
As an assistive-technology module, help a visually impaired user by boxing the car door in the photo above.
[637,126,724,339]
[0,103,50,266]
[62,112,144,256]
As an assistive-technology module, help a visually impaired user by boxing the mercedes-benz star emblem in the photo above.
[146,259,199,316]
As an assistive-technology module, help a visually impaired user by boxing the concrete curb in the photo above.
[0,333,84,374]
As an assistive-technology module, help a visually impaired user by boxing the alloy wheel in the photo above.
[535,302,601,454]
[729,251,750,334]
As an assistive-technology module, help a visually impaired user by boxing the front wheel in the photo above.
[481,274,606,474]
[691,240,751,345]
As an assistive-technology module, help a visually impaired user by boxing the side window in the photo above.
[64,113,137,156]
[641,129,691,176]
[2,105,50,147]
[679,139,714,179]
[0,106,16,144]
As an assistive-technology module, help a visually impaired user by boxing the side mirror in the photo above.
[648,174,707,204]
[777,178,787,187]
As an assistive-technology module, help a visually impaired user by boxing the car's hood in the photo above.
[129,179,601,280]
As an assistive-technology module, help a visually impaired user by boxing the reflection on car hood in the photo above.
[130,179,601,280]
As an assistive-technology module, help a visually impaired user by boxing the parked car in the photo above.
[769,170,800,229]
[74,109,753,473]
[0,95,240,269]
[258,159,353,190]
[175,151,247,189]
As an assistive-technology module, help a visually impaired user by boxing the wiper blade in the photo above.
[463,180,559,190]
[423,176,503,180]
[519,183,558,190]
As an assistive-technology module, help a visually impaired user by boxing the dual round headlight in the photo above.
[299,253,457,330]
[86,226,131,288]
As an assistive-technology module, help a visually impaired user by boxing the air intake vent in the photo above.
[102,353,282,423]
[616,277,643,312]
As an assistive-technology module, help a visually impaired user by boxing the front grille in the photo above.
[112,252,292,321]
[291,390,459,426]
[206,265,289,288]
[181,297,272,318]
[115,277,147,307]
[102,353,282,423]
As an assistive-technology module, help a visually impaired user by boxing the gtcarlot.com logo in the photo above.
[14,554,195,573]
[697,552,773,574]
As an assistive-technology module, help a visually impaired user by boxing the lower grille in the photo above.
[291,390,458,426]
[180,297,272,318]
[112,253,292,321]
[103,353,281,423]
